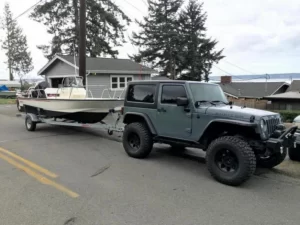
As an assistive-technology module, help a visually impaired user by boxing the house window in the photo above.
[111,76,133,90]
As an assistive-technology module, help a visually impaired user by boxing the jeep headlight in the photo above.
[260,119,267,133]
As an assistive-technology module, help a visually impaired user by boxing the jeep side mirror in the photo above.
[176,97,189,106]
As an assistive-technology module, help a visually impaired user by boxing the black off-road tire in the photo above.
[256,148,287,168]
[206,136,256,186]
[25,115,36,132]
[288,146,300,162]
[122,122,153,159]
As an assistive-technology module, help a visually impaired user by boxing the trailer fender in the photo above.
[26,113,41,122]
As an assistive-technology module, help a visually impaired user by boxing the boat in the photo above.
[0,85,16,98]
[17,76,124,123]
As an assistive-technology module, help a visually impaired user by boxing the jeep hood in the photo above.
[202,105,279,121]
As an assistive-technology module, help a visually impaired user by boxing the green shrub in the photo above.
[272,110,300,122]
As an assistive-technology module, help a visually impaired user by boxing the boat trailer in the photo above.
[16,109,124,136]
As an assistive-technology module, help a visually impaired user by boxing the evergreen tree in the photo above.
[177,0,224,81]
[30,0,131,60]
[1,3,33,82]
[130,0,183,79]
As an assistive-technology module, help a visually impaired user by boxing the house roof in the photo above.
[151,75,171,80]
[38,55,157,75]
[286,80,300,92]
[264,91,300,100]
[218,82,288,98]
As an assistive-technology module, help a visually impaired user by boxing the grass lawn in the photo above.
[0,98,16,104]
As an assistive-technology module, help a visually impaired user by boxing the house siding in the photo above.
[87,74,151,98]
[44,60,77,83]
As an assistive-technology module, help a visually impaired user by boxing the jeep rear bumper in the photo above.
[266,126,298,153]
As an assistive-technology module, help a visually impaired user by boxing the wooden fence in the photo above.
[227,97,268,109]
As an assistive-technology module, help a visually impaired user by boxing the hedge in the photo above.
[272,110,300,123]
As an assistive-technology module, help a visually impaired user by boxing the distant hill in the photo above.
[209,73,300,83]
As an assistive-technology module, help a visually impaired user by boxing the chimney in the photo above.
[220,76,232,84]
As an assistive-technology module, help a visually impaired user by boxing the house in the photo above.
[217,76,289,99]
[216,76,289,109]
[38,55,157,98]
[264,80,300,110]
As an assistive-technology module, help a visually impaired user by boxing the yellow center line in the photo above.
[0,147,58,178]
[0,152,79,198]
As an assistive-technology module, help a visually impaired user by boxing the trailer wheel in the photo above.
[25,115,36,131]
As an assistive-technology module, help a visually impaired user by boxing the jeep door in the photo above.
[155,83,192,140]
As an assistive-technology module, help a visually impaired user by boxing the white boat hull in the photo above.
[19,97,124,123]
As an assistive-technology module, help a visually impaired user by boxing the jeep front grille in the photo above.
[266,117,280,134]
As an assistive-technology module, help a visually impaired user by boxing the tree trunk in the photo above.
[7,28,13,81]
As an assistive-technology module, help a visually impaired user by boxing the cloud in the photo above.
[1,0,300,79]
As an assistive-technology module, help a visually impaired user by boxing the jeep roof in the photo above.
[128,80,219,86]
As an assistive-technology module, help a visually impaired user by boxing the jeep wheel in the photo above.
[257,148,287,168]
[122,122,153,158]
[206,136,256,186]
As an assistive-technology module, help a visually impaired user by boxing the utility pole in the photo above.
[79,0,86,86]
[265,73,269,95]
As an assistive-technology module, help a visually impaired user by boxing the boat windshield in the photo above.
[75,77,84,87]
[63,76,84,87]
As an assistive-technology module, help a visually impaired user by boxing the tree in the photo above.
[130,0,183,79]
[177,0,224,81]
[30,0,131,60]
[1,3,33,83]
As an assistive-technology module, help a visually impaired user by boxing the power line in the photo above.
[123,0,144,14]
[11,0,43,22]
[222,59,257,75]
[213,64,269,81]
[141,0,148,7]
[213,64,234,76]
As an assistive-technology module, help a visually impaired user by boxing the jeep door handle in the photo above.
[157,108,166,112]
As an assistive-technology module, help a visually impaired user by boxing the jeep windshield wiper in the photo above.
[195,100,216,107]
[211,100,229,105]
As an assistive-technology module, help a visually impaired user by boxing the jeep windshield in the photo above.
[189,83,229,105]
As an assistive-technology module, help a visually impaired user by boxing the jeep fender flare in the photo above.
[206,119,258,128]
[123,112,157,135]
[200,119,258,143]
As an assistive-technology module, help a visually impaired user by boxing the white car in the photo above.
[293,115,300,128]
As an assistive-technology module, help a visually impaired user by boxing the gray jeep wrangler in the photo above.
[121,80,297,186]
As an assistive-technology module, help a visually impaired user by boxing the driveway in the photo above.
[0,104,300,225]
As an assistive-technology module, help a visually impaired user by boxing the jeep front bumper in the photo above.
[266,126,298,153]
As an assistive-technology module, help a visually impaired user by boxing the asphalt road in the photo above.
[0,104,300,225]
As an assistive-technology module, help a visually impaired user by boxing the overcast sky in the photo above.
[1,0,300,80]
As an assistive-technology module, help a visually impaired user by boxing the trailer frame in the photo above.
[16,110,124,135]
